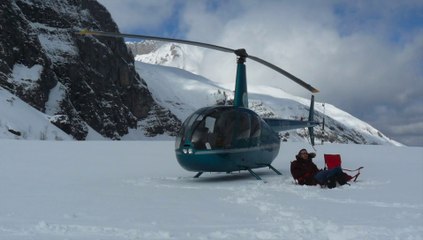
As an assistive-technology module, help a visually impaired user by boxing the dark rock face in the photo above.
[0,0,181,139]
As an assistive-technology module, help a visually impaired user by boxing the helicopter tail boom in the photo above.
[263,95,318,144]
[263,118,318,132]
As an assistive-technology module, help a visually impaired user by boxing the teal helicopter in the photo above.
[78,30,320,180]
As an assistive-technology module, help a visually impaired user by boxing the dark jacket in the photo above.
[290,152,320,185]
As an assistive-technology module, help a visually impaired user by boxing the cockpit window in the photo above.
[191,108,235,149]
[175,109,204,149]
[236,112,251,140]
[190,115,217,150]
[250,114,261,138]
[214,109,236,148]
[177,107,267,151]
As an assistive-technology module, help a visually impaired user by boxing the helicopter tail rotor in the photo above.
[308,95,316,146]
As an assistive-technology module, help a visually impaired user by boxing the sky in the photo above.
[97,0,423,146]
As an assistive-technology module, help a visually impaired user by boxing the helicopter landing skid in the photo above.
[193,164,280,180]
[246,168,262,180]
[193,172,203,178]
[267,164,282,175]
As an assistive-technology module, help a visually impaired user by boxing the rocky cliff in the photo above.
[0,0,180,139]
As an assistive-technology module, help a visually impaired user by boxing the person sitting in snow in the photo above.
[290,149,347,188]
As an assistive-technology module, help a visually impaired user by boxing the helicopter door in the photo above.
[249,114,261,146]
[191,116,216,150]
[213,109,236,149]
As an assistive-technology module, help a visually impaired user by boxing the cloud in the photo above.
[177,1,423,146]
[97,0,179,34]
[98,0,423,146]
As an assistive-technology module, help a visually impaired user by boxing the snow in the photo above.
[30,22,78,63]
[8,64,43,90]
[0,140,421,239]
[37,31,78,63]
[134,43,203,74]
[45,82,66,115]
[0,87,72,140]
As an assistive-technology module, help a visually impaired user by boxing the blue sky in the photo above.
[97,0,423,146]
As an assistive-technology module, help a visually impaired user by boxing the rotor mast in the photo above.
[233,49,248,108]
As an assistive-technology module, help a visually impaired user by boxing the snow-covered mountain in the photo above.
[0,0,180,140]
[0,0,401,145]
[127,41,203,74]
[129,41,402,146]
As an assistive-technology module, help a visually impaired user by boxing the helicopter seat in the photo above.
[191,127,209,150]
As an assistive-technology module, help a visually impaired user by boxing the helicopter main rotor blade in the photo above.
[77,29,319,93]
[78,29,235,54]
[248,55,319,93]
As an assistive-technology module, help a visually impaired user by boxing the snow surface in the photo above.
[0,140,421,239]
[0,87,72,140]
[8,64,43,91]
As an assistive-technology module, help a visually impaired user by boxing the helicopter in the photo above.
[78,29,320,180]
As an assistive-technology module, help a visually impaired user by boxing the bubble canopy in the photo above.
[175,106,280,173]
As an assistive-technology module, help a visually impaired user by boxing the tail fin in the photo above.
[308,95,315,145]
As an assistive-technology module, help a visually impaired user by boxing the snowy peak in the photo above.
[126,40,164,55]
[129,41,203,74]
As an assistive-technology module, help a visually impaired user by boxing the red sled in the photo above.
[324,154,363,182]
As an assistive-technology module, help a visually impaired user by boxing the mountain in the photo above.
[129,41,401,146]
[127,41,203,74]
[0,0,179,140]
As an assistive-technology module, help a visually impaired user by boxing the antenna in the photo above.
[321,103,326,145]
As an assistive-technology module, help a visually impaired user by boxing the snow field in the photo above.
[0,140,421,239]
